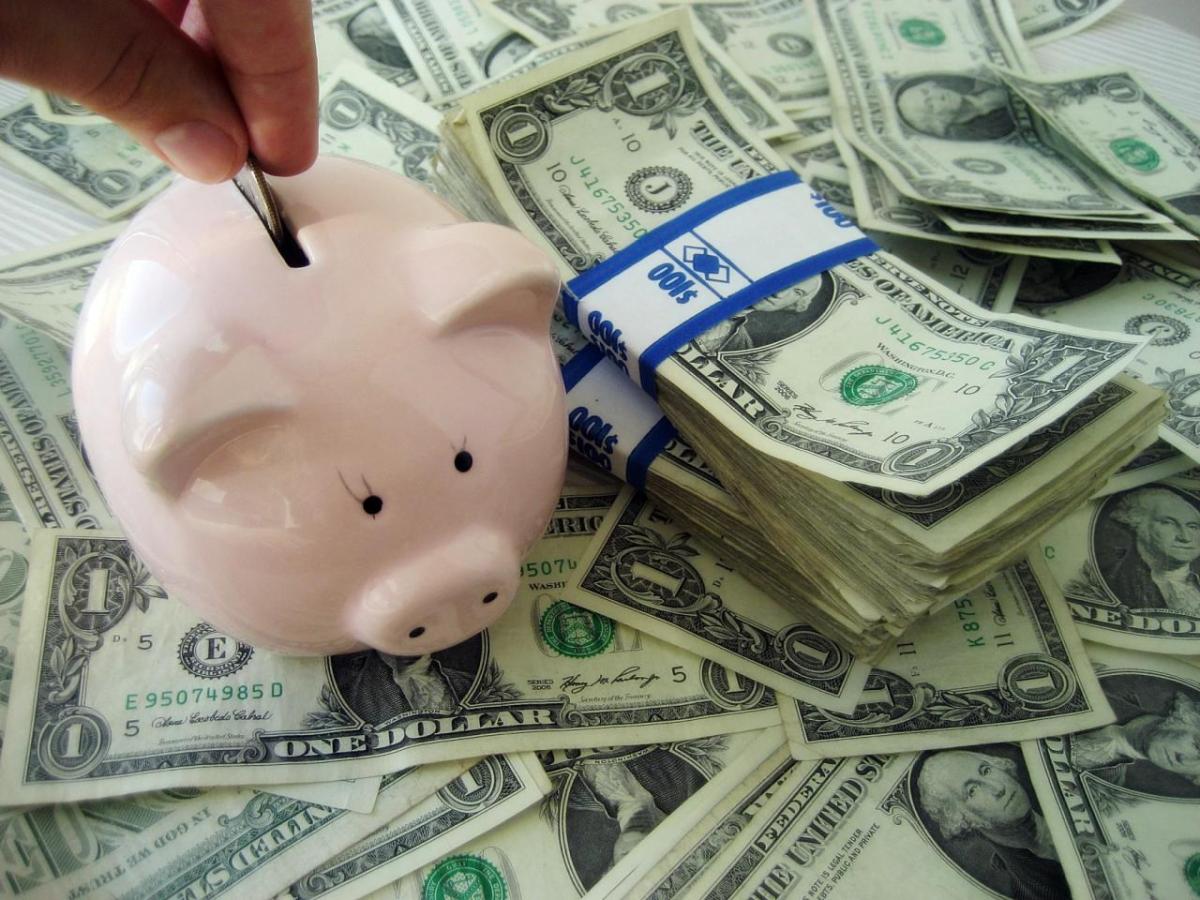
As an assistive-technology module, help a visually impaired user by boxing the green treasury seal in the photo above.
[1109,137,1161,172]
[423,855,508,900]
[1185,851,1200,896]
[540,600,615,658]
[898,18,945,46]
[840,365,918,407]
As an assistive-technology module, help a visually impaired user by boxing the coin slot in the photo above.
[272,219,310,269]
[233,157,310,269]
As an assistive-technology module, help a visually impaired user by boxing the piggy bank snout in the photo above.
[348,529,521,655]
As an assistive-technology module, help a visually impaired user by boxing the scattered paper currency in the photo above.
[781,557,1115,759]
[1022,244,1200,462]
[1039,474,1200,656]
[384,728,785,900]
[1023,645,1200,900]
[0,487,778,805]
[0,1,1196,897]
[0,102,171,220]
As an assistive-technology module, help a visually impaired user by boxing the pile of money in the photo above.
[1,0,1200,897]
[435,7,1178,650]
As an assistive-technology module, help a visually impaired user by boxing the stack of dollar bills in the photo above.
[434,7,1183,651]
[1,0,1200,897]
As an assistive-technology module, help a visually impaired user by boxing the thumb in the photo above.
[0,0,249,183]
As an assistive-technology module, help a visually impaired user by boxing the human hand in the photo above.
[0,0,318,183]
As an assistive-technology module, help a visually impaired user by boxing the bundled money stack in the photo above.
[434,6,1187,652]
[1,0,1200,898]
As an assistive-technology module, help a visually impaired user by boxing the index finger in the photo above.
[197,0,318,175]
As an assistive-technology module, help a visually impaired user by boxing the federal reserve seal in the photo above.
[625,166,692,213]
[540,600,614,658]
[1125,313,1189,346]
[840,365,918,407]
[423,855,508,900]
[178,623,254,679]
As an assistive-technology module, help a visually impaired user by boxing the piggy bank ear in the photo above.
[124,345,298,496]
[420,223,561,337]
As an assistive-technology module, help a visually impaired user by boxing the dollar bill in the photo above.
[481,0,657,43]
[0,494,778,805]
[268,776,382,814]
[318,63,442,179]
[937,204,1189,240]
[1038,476,1200,655]
[1021,244,1200,462]
[685,0,829,111]
[1143,237,1200,270]
[773,130,843,179]
[28,91,107,127]
[616,745,806,899]
[378,728,785,900]
[0,224,121,274]
[449,12,1148,494]
[1012,255,1121,306]
[0,501,29,752]
[813,0,1155,217]
[781,557,1114,758]
[0,321,114,530]
[829,376,1164,594]
[1013,0,1127,46]
[482,0,829,129]
[998,68,1200,236]
[280,754,548,900]
[14,761,469,900]
[314,0,428,99]
[787,104,831,138]
[0,238,113,346]
[1022,645,1200,900]
[1098,438,1194,496]
[378,0,534,101]
[567,487,871,711]
[840,133,1125,262]
[0,102,171,220]
[694,744,1073,898]
[694,27,798,141]
[454,13,796,139]
[870,233,1027,312]
[802,159,856,216]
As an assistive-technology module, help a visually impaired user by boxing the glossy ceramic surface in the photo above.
[73,157,567,655]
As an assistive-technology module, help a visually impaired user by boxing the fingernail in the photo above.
[154,121,240,183]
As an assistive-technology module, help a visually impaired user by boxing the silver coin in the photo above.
[233,155,284,245]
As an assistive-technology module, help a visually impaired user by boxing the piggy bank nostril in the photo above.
[482,592,498,604]
[408,626,426,638]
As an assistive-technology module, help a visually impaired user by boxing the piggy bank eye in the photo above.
[454,450,473,473]
[339,471,383,518]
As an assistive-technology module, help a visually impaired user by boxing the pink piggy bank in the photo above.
[73,157,567,656]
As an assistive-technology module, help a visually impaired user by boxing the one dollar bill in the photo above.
[5,760,469,899]
[679,745,1073,898]
[567,485,871,711]
[1039,475,1200,655]
[1022,645,1200,900]
[781,557,1115,758]
[0,489,779,804]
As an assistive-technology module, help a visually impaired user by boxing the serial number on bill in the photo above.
[124,683,284,710]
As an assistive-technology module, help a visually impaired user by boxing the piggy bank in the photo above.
[73,157,567,656]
